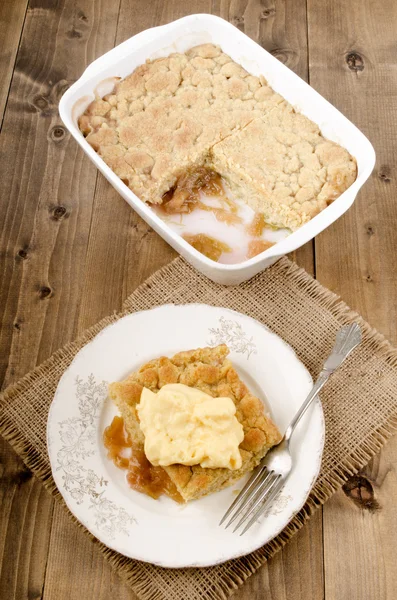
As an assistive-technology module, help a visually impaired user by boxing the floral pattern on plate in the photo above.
[207,317,257,359]
[56,374,136,538]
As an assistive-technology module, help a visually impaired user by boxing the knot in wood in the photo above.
[67,28,83,39]
[77,10,88,22]
[343,475,379,511]
[51,126,66,141]
[261,8,276,19]
[231,16,244,28]
[17,248,28,259]
[33,95,49,111]
[51,205,67,220]
[38,286,52,299]
[378,165,391,182]
[1,465,33,485]
[346,52,365,72]
[28,592,43,600]
[270,48,297,67]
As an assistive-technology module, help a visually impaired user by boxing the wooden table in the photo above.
[1,1,396,598]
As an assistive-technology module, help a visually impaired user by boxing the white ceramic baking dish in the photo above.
[59,14,375,285]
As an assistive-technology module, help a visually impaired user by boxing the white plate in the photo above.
[47,305,324,567]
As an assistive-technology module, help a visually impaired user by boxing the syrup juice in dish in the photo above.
[151,168,290,264]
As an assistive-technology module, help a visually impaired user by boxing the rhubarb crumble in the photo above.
[105,344,281,502]
[79,43,357,249]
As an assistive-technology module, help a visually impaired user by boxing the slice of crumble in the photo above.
[109,344,281,502]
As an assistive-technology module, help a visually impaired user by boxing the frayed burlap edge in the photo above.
[1,256,397,600]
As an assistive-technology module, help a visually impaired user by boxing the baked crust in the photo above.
[79,44,357,232]
[210,106,358,230]
[79,44,283,205]
[109,345,282,501]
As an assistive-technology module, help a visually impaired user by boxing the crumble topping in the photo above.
[108,345,281,501]
[79,43,357,232]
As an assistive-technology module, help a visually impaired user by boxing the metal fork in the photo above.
[220,322,362,535]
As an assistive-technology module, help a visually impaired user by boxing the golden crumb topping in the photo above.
[79,44,357,232]
[109,345,282,501]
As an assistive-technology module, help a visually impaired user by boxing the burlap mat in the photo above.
[1,256,397,600]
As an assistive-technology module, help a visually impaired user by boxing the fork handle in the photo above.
[284,323,361,442]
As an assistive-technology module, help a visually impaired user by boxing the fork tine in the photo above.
[224,468,272,529]
[233,473,281,532]
[219,463,267,526]
[232,472,279,532]
[220,464,269,527]
[240,477,285,535]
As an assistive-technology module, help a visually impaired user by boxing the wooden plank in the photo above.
[0,1,122,599]
[307,0,397,598]
[43,503,135,600]
[0,0,29,127]
[238,510,324,600]
[0,441,54,600]
[0,0,120,385]
[324,446,397,600]
[308,0,397,340]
